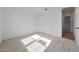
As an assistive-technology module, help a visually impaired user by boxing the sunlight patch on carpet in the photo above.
[21,34,51,52]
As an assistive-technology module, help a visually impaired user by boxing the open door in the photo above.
[62,7,75,40]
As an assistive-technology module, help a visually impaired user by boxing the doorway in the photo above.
[62,7,75,40]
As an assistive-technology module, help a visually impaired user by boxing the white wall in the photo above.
[74,7,79,46]
[2,8,38,40]
[38,8,62,37]
[2,7,62,40]
[0,8,2,42]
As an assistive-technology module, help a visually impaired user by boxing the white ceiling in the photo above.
[25,7,63,14]
[3,7,63,15]
[14,7,57,14]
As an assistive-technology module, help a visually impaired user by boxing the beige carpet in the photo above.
[0,32,79,52]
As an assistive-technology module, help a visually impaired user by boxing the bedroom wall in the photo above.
[74,7,79,46]
[0,8,2,42]
[2,8,38,40]
[2,7,63,40]
[38,8,62,37]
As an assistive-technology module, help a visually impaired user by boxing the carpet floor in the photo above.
[0,32,79,52]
